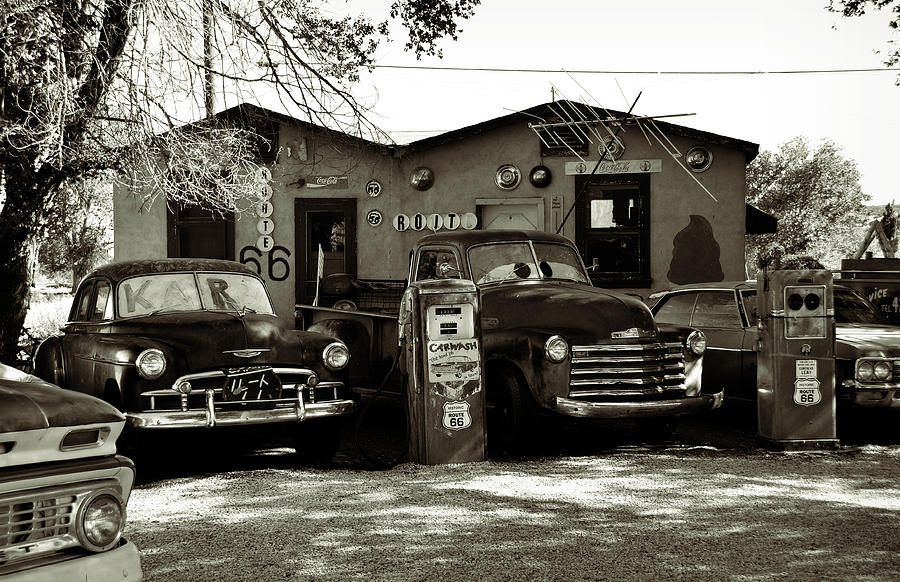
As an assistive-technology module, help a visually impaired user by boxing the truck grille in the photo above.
[568,341,686,400]
[0,481,112,570]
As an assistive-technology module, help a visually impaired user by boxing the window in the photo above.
[92,281,113,321]
[414,248,461,281]
[692,292,741,328]
[71,283,94,322]
[653,293,697,326]
[575,175,650,286]
[740,290,758,326]
[167,204,235,260]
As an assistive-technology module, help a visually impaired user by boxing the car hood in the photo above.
[480,281,658,341]
[0,366,124,433]
[109,311,332,367]
[836,323,900,357]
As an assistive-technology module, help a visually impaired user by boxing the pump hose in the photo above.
[352,344,409,469]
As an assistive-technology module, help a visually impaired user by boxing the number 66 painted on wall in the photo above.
[240,245,291,281]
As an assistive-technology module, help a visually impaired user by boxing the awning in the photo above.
[746,204,777,234]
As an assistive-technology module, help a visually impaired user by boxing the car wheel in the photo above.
[636,417,678,441]
[486,367,534,455]
[35,340,66,388]
[291,419,343,466]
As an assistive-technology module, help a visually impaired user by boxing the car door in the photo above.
[60,279,98,395]
[687,291,749,400]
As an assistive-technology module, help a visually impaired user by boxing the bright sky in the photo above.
[340,0,898,206]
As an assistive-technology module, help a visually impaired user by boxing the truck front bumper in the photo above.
[2,539,142,582]
[128,399,355,429]
[553,390,724,419]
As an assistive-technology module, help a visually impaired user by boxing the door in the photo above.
[295,198,357,305]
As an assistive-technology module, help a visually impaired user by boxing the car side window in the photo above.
[653,293,697,326]
[692,292,741,328]
[740,290,758,327]
[92,280,113,321]
[71,282,94,322]
[415,248,461,281]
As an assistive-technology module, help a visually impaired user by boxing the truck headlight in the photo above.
[323,342,350,371]
[544,335,569,363]
[686,330,707,356]
[136,348,166,379]
[78,491,125,552]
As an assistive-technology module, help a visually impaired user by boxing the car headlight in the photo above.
[544,335,569,363]
[686,330,707,356]
[856,360,874,381]
[136,348,166,379]
[323,342,350,371]
[874,360,893,381]
[77,491,125,552]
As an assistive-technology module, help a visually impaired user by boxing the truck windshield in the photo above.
[117,272,275,317]
[468,242,589,285]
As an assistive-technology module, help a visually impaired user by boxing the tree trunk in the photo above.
[0,166,55,364]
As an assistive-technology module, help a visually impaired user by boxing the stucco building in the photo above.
[114,101,768,320]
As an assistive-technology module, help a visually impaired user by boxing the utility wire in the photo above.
[369,64,896,75]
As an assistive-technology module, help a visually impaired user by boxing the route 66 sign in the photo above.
[366,209,383,227]
[793,378,822,406]
[442,401,472,431]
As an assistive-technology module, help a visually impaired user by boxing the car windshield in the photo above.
[467,241,589,285]
[117,272,275,317]
[834,287,887,324]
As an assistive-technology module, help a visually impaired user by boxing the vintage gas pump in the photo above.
[757,269,838,446]
[399,278,487,464]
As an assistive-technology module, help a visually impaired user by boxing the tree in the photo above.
[746,137,869,273]
[828,1,900,73]
[0,0,481,364]
[39,176,113,292]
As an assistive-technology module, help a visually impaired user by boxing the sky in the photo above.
[331,0,899,206]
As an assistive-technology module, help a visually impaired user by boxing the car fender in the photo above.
[483,328,571,408]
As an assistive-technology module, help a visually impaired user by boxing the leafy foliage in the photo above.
[746,137,870,271]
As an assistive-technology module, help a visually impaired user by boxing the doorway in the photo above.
[294,198,357,304]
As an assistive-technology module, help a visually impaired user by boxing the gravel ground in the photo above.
[126,400,900,582]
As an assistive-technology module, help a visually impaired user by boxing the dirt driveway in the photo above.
[127,400,900,582]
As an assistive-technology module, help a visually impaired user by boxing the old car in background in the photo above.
[0,363,142,580]
[33,258,354,463]
[650,280,900,412]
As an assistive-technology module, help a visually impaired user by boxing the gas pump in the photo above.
[757,269,838,447]
[399,278,487,464]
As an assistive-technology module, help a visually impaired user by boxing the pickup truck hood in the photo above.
[836,323,900,358]
[0,365,124,433]
[480,280,658,341]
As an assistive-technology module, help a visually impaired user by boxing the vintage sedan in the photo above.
[650,280,900,411]
[33,258,354,462]
[0,363,142,580]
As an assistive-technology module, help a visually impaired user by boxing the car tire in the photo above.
[291,419,343,466]
[486,367,535,455]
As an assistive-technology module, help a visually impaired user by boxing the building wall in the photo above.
[113,108,752,319]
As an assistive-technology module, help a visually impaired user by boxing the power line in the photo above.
[371,64,896,75]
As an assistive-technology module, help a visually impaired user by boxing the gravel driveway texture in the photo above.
[126,399,900,582]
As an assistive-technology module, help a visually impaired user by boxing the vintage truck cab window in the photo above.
[468,241,589,285]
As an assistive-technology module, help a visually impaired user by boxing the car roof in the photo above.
[416,229,576,248]
[85,258,257,283]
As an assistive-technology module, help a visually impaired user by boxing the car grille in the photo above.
[0,482,108,571]
[141,366,343,411]
[568,341,686,401]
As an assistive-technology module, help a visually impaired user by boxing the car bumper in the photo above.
[838,385,900,409]
[553,390,724,419]
[2,539,142,582]
[127,399,355,429]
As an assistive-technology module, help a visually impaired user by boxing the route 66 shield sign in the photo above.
[442,401,472,431]
[793,378,822,406]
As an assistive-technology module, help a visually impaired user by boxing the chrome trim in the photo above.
[223,348,271,358]
[126,399,355,429]
[553,390,723,419]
